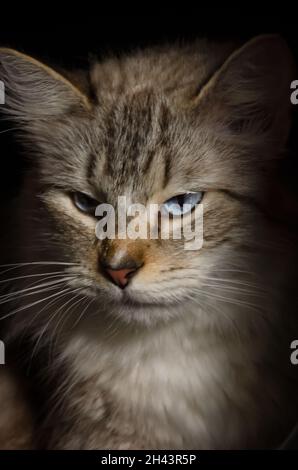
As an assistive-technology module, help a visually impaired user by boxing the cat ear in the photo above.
[195,35,295,146]
[0,48,91,121]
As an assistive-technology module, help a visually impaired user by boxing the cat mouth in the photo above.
[118,289,179,308]
[121,295,165,308]
[86,278,184,308]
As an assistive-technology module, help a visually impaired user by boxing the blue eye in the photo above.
[163,192,203,216]
[72,192,99,215]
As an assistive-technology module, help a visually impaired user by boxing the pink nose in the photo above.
[106,267,137,289]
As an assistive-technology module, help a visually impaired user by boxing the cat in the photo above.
[0,34,298,449]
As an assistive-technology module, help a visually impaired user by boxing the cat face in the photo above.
[0,36,294,326]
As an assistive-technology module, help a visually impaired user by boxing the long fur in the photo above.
[0,36,298,449]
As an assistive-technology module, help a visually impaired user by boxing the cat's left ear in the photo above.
[194,35,295,148]
[0,48,91,122]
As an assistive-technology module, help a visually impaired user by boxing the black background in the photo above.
[1,10,298,200]
[0,11,297,455]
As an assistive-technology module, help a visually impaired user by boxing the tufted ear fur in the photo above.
[194,35,295,149]
[0,48,91,122]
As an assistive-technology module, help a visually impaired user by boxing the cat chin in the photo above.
[78,282,205,327]
[83,280,188,308]
[107,303,180,327]
[122,289,179,307]
[101,289,203,327]
[76,287,184,327]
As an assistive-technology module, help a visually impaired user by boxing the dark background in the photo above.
[1,12,298,450]
[1,11,298,200]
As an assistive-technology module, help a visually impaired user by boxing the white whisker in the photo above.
[0,277,76,304]
[0,271,75,285]
[0,287,75,321]
[31,288,84,361]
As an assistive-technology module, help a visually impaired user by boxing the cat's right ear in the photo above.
[193,35,295,150]
[0,48,91,122]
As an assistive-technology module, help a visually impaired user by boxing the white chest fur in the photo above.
[60,311,263,449]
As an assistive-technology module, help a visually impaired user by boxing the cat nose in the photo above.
[106,267,137,288]
[101,260,143,289]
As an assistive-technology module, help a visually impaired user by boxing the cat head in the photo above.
[0,36,295,327]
